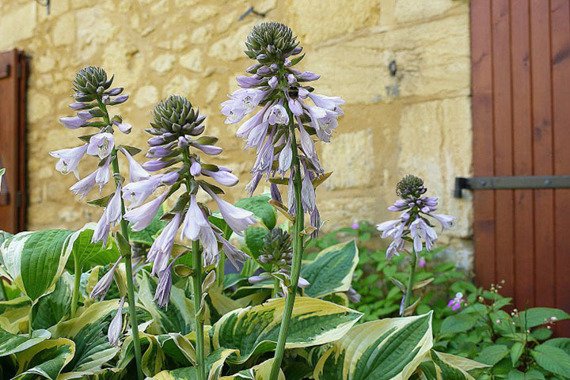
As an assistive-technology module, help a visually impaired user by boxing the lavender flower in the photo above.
[108,297,125,346]
[377,175,455,258]
[52,66,142,245]
[90,259,120,299]
[154,262,174,308]
[93,186,122,245]
[124,95,254,305]
[448,292,464,311]
[147,213,181,275]
[225,22,344,234]
[87,133,115,159]
[49,144,88,179]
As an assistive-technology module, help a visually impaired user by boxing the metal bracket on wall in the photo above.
[454,175,570,198]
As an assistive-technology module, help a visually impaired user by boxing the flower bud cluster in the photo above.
[377,175,455,258]
[224,22,344,232]
[51,67,135,245]
[248,228,309,295]
[124,95,255,306]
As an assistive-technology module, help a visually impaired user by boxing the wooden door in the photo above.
[0,50,27,233]
[471,0,570,333]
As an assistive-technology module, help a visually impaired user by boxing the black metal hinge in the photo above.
[454,175,570,198]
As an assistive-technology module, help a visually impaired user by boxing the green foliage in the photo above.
[435,285,570,379]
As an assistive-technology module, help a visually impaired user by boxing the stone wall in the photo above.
[0,0,473,267]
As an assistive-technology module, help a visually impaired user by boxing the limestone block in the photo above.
[209,22,257,61]
[398,96,472,238]
[394,0,457,24]
[322,129,375,190]
[0,2,36,50]
[35,55,55,73]
[151,53,176,74]
[287,0,381,44]
[305,14,470,104]
[27,93,51,123]
[190,25,213,44]
[180,49,203,72]
[162,75,199,98]
[134,86,159,108]
[52,13,75,46]
[205,81,220,104]
[76,7,116,59]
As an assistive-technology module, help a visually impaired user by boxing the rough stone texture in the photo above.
[322,129,375,190]
[0,0,473,267]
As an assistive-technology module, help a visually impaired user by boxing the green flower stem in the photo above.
[180,147,206,380]
[217,252,225,288]
[272,276,280,298]
[97,97,144,380]
[402,250,418,316]
[192,240,206,380]
[70,257,81,318]
[270,107,304,380]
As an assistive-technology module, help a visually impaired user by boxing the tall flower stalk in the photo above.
[377,175,455,316]
[224,22,344,379]
[124,95,254,380]
[51,67,144,379]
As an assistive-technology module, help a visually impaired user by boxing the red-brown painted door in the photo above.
[471,0,570,334]
[0,50,27,233]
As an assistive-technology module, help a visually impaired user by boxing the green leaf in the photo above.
[440,313,479,335]
[301,240,358,298]
[13,338,75,380]
[236,196,276,229]
[31,273,73,330]
[313,313,433,380]
[211,297,362,364]
[475,345,509,366]
[516,307,570,329]
[220,358,285,380]
[510,342,524,366]
[531,344,570,378]
[1,230,73,301]
[507,369,546,380]
[431,351,488,380]
[66,224,120,273]
[543,337,570,355]
[245,227,268,257]
[0,297,31,333]
[138,271,195,334]
[0,327,50,357]
[153,348,237,380]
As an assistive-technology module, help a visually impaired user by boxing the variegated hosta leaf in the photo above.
[142,333,166,377]
[417,350,488,380]
[14,338,75,380]
[50,300,120,379]
[66,224,120,273]
[157,333,196,367]
[301,240,358,298]
[220,358,285,380]
[1,229,73,301]
[313,312,434,380]
[138,271,195,334]
[211,297,362,364]
[31,273,73,330]
[0,297,31,333]
[153,348,237,380]
[0,327,50,357]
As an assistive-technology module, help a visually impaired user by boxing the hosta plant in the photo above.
[0,22,487,380]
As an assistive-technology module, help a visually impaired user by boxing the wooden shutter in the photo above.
[0,50,27,233]
[471,0,570,334]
